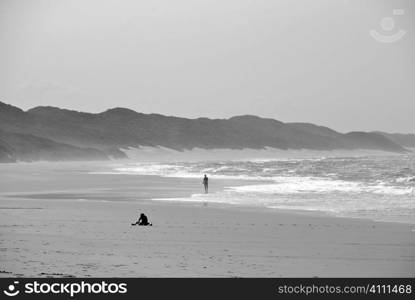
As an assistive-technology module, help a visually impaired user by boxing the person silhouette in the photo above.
[203,174,209,194]
[131,213,152,226]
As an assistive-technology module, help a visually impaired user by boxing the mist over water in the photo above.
[99,153,415,224]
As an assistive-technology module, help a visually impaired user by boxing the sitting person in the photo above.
[131,213,152,226]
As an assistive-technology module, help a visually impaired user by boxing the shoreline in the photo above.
[1,161,414,277]
[3,193,415,226]
[147,197,415,227]
[4,178,415,227]
[0,159,413,226]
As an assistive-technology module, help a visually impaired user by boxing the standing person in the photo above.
[203,174,209,194]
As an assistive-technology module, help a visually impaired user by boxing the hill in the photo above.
[0,101,410,162]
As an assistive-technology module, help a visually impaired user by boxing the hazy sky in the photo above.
[1,0,414,133]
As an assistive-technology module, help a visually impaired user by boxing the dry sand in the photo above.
[0,162,414,277]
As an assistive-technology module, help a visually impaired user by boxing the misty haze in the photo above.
[0,0,414,279]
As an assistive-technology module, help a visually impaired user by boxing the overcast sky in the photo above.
[1,0,414,133]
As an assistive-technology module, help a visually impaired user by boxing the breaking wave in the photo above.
[92,153,415,223]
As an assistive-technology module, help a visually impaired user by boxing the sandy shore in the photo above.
[0,162,414,277]
[1,198,414,277]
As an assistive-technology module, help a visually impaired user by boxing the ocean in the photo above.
[97,152,415,224]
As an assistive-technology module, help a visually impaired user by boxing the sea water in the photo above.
[99,152,415,224]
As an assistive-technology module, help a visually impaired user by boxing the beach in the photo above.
[0,161,414,277]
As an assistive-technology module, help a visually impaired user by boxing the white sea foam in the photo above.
[151,188,415,224]
[91,154,415,223]
[229,178,414,196]
[229,177,361,194]
[95,162,415,196]
[105,163,266,181]
[396,176,415,183]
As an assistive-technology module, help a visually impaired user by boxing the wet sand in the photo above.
[0,162,414,277]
